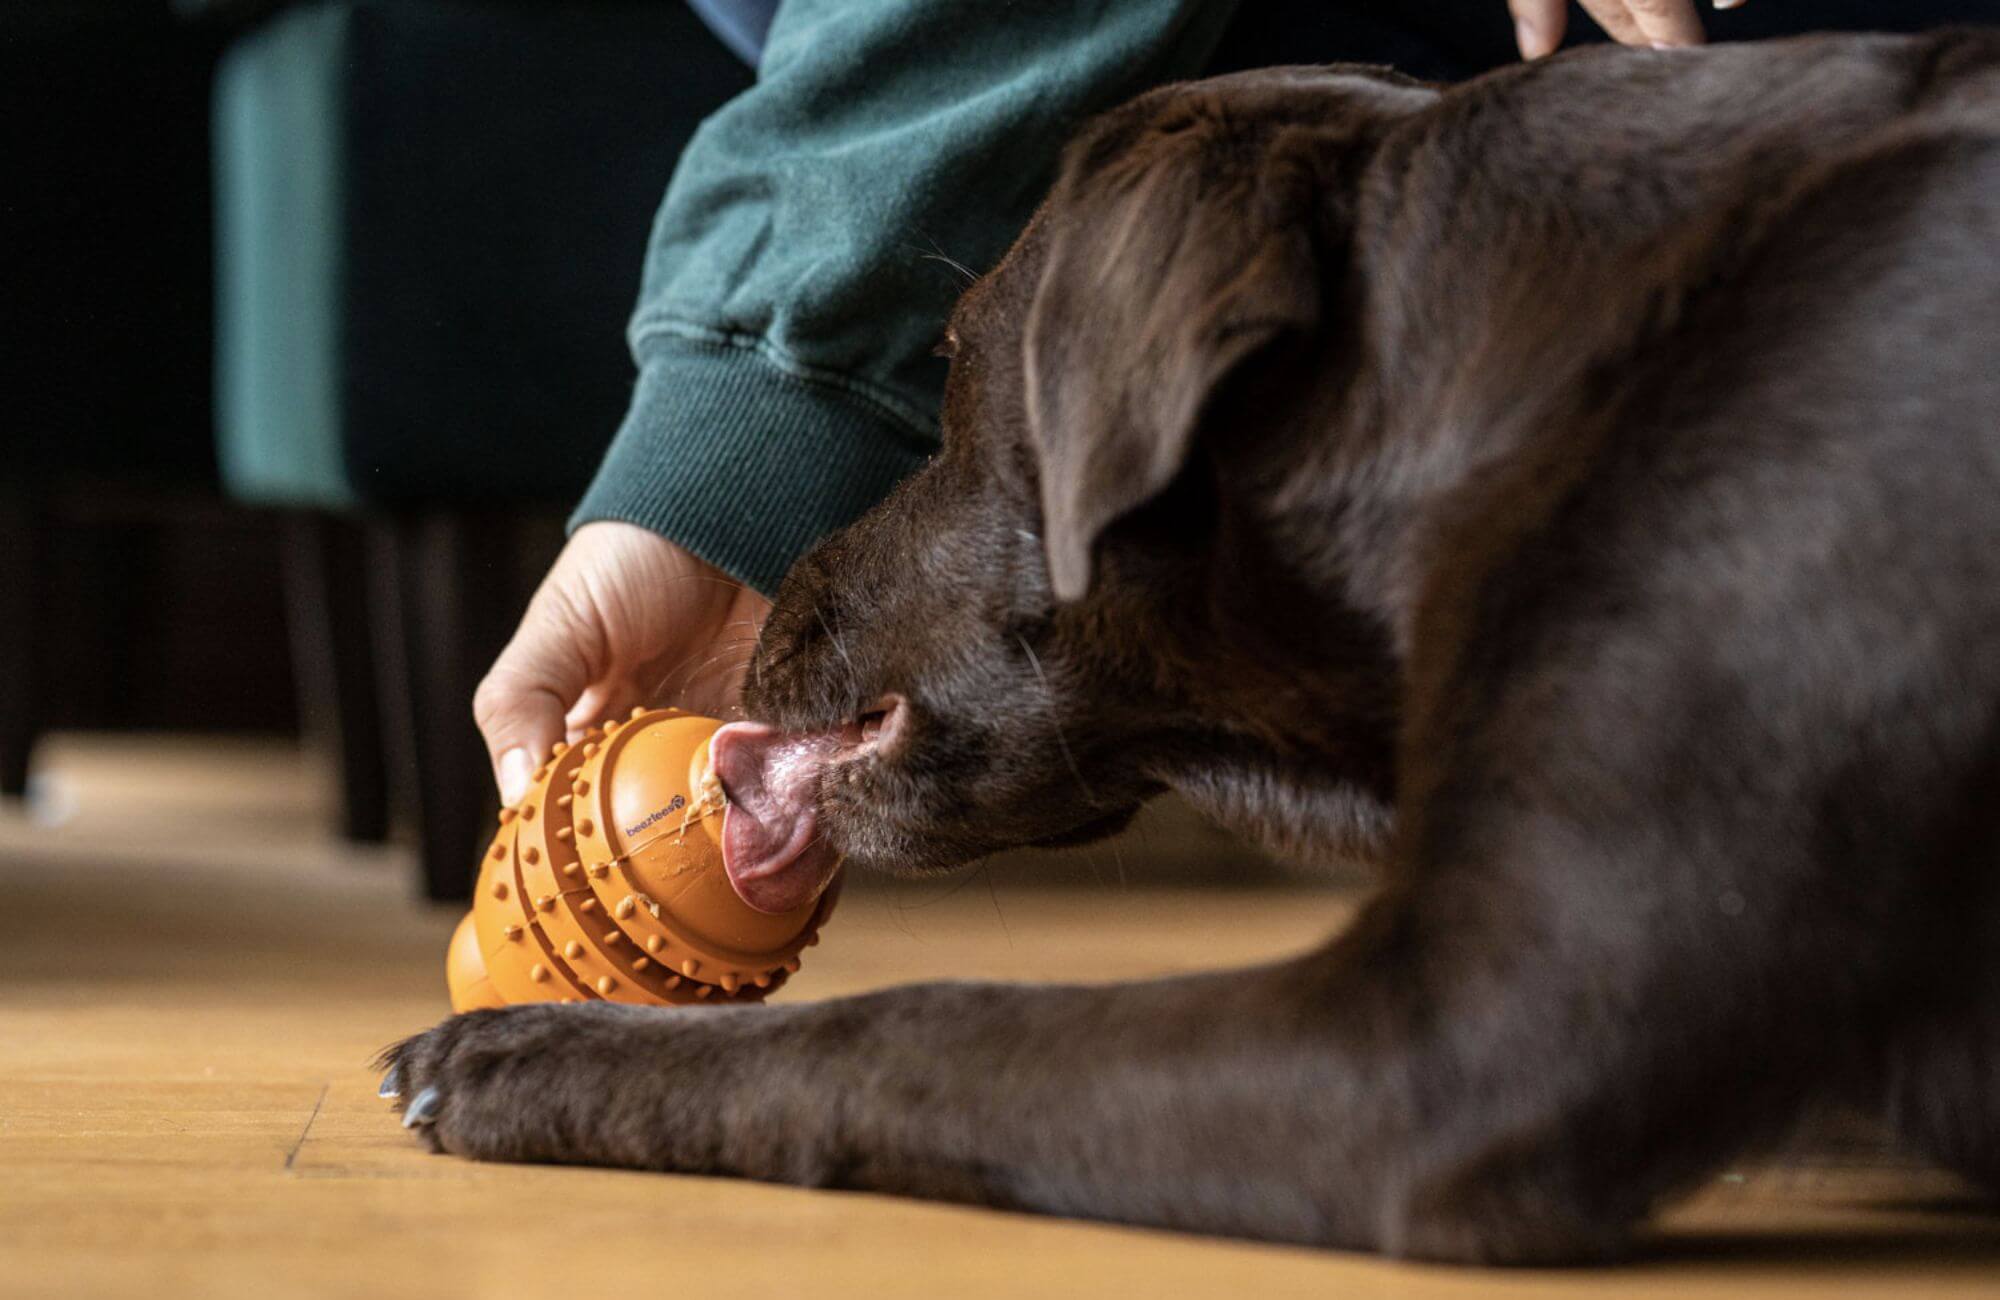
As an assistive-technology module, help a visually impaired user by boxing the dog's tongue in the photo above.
[710,721,844,914]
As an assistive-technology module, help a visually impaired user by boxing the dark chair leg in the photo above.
[0,491,42,797]
[370,512,522,902]
[282,513,389,842]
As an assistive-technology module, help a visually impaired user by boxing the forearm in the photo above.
[574,0,1244,594]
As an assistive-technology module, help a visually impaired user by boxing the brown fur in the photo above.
[386,32,2000,1261]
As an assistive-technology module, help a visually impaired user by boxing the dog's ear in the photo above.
[1023,73,1434,601]
[1023,111,1324,601]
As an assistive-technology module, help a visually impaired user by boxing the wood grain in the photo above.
[2,735,1994,1299]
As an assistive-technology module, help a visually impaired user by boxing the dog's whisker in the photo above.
[899,858,997,910]
[693,637,764,655]
[1108,835,1128,891]
[982,865,1014,948]
[912,234,979,286]
[817,605,863,708]
[646,645,759,703]
[1017,635,1095,804]
[654,572,754,594]
[663,649,758,695]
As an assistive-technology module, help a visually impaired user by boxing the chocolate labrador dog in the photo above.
[385,31,2000,1261]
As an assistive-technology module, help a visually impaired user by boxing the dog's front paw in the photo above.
[377,1002,683,1164]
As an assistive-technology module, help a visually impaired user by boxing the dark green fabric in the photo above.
[572,0,1244,594]
[598,343,932,595]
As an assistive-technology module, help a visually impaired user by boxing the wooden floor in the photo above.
[2,735,1994,1299]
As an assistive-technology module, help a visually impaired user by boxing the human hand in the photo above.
[1511,0,1742,60]
[474,521,771,804]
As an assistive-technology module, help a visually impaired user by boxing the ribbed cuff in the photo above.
[569,341,932,596]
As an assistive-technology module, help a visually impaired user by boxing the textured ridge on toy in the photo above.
[447,708,838,1011]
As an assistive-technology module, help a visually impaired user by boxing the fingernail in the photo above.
[497,747,534,805]
[402,1086,442,1127]
[377,1066,401,1100]
[1515,17,1551,60]
[1713,0,1746,8]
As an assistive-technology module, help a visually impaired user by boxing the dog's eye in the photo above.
[933,329,960,360]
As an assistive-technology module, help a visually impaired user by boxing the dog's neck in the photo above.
[1256,47,1913,652]
[1134,56,1871,858]
[1099,47,1951,867]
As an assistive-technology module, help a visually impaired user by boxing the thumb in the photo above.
[473,588,603,804]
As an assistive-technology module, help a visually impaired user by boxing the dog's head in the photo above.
[712,68,1436,911]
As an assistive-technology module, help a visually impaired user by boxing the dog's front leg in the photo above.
[381,902,1664,1263]
[379,970,1368,1239]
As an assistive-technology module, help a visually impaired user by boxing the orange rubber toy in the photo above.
[446,708,838,1012]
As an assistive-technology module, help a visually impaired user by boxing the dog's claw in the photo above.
[402,1086,441,1127]
[377,1066,401,1100]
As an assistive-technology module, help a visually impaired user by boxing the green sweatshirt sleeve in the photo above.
[569,0,1242,596]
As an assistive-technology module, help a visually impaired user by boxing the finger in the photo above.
[564,682,639,739]
[1613,0,1706,47]
[1508,0,1568,60]
[473,586,605,803]
[1577,0,1647,46]
[1627,0,1705,46]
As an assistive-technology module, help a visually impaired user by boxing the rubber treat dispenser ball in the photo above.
[446,708,838,1011]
